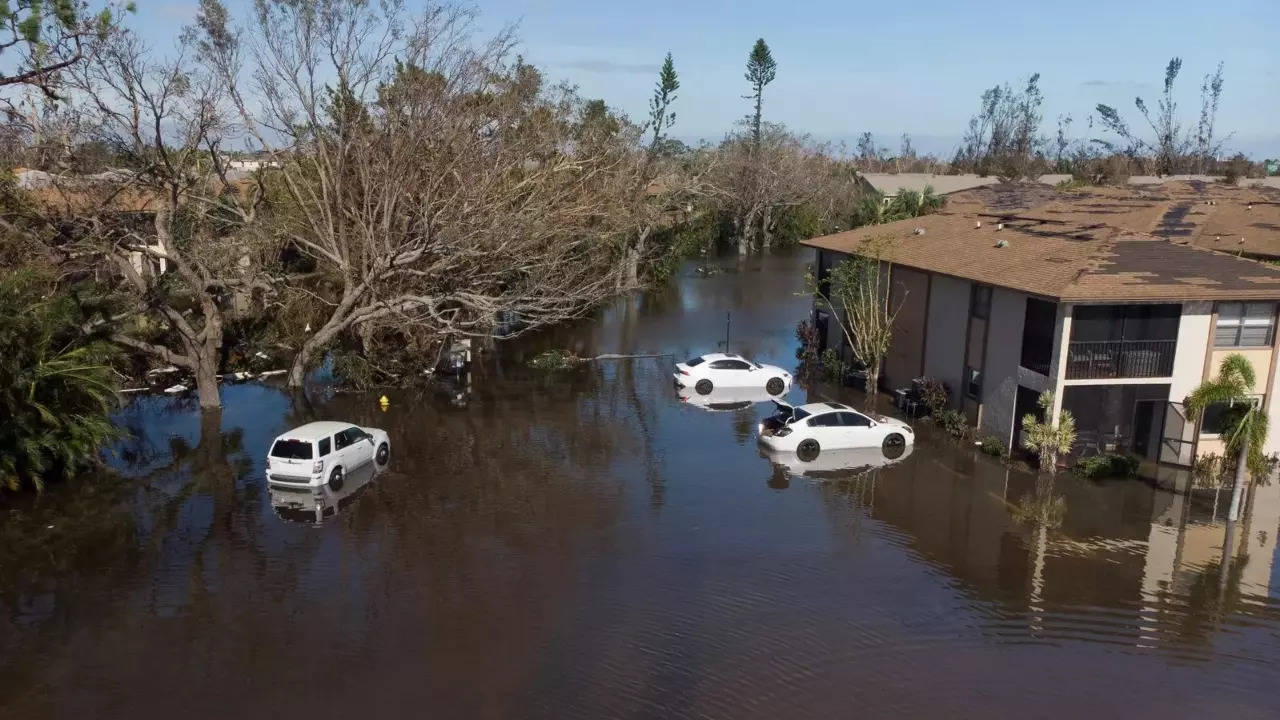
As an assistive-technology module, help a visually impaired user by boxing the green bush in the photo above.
[916,376,950,416]
[528,349,583,371]
[979,434,1008,458]
[1,270,122,492]
[820,348,846,381]
[934,409,970,439]
[1072,453,1139,479]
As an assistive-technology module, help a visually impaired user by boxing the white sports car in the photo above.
[758,401,913,460]
[673,353,792,396]
[266,421,391,490]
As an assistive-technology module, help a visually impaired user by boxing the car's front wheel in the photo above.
[765,377,785,395]
[695,379,714,395]
[797,438,821,462]
[882,433,906,460]
[328,466,345,491]
[375,442,390,466]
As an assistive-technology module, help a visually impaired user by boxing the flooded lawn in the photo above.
[4,249,1280,718]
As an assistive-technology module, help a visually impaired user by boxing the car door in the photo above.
[331,429,352,471]
[838,411,875,447]
[344,426,374,467]
[806,412,842,446]
[709,358,752,387]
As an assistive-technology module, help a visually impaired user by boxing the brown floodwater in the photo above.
[4,248,1280,718]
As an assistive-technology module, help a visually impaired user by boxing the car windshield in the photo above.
[790,408,811,423]
[685,357,705,366]
[270,439,313,460]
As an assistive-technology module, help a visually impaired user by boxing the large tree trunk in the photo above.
[289,318,347,388]
[864,361,880,411]
[194,360,221,409]
[760,205,773,250]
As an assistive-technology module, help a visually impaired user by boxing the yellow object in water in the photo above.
[379,395,390,411]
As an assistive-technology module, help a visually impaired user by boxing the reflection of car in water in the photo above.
[672,353,792,396]
[676,384,780,412]
[271,460,381,524]
[762,444,914,479]
[758,401,913,460]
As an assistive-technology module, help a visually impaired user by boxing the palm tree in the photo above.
[1021,391,1076,474]
[0,271,121,491]
[1186,353,1269,522]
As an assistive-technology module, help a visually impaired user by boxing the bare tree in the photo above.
[30,25,265,409]
[806,236,904,410]
[198,0,642,387]
[0,0,131,98]
[955,74,1044,180]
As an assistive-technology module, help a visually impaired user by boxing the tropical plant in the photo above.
[1021,391,1076,474]
[0,270,121,491]
[1186,353,1270,521]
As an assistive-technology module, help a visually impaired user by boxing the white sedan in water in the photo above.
[266,421,391,490]
[673,353,792,396]
[758,401,913,460]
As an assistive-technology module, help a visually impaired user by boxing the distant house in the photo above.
[803,181,1280,466]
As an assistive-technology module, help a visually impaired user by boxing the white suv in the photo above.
[266,421,391,490]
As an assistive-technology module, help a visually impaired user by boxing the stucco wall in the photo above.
[884,267,930,390]
[922,274,969,406]
[979,287,1028,442]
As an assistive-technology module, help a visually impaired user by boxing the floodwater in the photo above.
[4,249,1280,718]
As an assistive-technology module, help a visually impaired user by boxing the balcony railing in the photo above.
[1065,339,1176,380]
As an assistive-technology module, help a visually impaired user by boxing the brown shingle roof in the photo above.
[803,185,1280,302]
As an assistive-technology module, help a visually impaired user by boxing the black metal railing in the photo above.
[1065,339,1176,380]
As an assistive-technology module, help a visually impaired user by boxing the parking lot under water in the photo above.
[3,248,1280,718]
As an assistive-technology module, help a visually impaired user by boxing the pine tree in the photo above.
[744,38,776,149]
[647,52,679,153]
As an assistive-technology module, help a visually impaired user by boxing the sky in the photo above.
[144,0,1279,158]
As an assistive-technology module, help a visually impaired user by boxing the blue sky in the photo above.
[144,0,1279,157]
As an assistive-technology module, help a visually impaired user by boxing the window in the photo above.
[685,356,705,366]
[334,429,361,450]
[710,359,751,370]
[1215,302,1276,347]
[1020,298,1057,375]
[270,439,313,459]
[318,437,332,457]
[1201,397,1261,435]
[970,284,992,320]
[965,366,982,399]
[837,412,872,427]
[807,413,841,427]
[791,408,812,423]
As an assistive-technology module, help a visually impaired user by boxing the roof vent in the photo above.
[975,221,982,228]
[913,227,926,235]
[996,222,1004,231]
[1247,204,1253,211]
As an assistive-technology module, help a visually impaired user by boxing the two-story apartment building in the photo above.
[804,183,1280,464]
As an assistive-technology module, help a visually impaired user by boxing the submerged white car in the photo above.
[673,353,792,396]
[266,421,391,490]
[758,401,913,460]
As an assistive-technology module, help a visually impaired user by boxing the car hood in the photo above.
[874,415,912,431]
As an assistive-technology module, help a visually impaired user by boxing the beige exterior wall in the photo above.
[922,274,970,406]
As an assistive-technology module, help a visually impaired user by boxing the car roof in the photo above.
[796,402,857,414]
[276,421,356,441]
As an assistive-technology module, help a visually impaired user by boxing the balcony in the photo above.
[1065,339,1176,380]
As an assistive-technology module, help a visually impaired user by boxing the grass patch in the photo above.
[1072,453,1139,479]
[527,349,584,370]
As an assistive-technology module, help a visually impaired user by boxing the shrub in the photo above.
[934,409,970,439]
[795,320,820,364]
[820,348,846,382]
[979,434,1008,458]
[528,349,583,371]
[915,376,950,416]
[1072,453,1139,479]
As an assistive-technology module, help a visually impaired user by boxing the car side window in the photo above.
[318,437,332,456]
[807,413,839,427]
[838,412,872,427]
[334,431,351,451]
[711,359,751,370]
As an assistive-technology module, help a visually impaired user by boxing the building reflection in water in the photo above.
[775,433,1280,656]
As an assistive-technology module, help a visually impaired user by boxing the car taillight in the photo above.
[312,460,324,474]
[775,427,792,437]
[265,457,272,469]
[677,368,689,375]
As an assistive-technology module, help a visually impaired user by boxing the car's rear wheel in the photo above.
[375,442,390,466]
[695,379,714,395]
[765,377,785,395]
[797,438,820,462]
[328,466,344,491]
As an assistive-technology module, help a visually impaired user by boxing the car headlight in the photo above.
[312,460,324,474]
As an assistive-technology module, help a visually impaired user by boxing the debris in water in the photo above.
[163,384,188,394]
